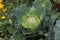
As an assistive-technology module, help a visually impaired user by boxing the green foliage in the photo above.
[34,0,52,11]
[22,6,40,31]
[0,0,60,40]
[54,0,60,3]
